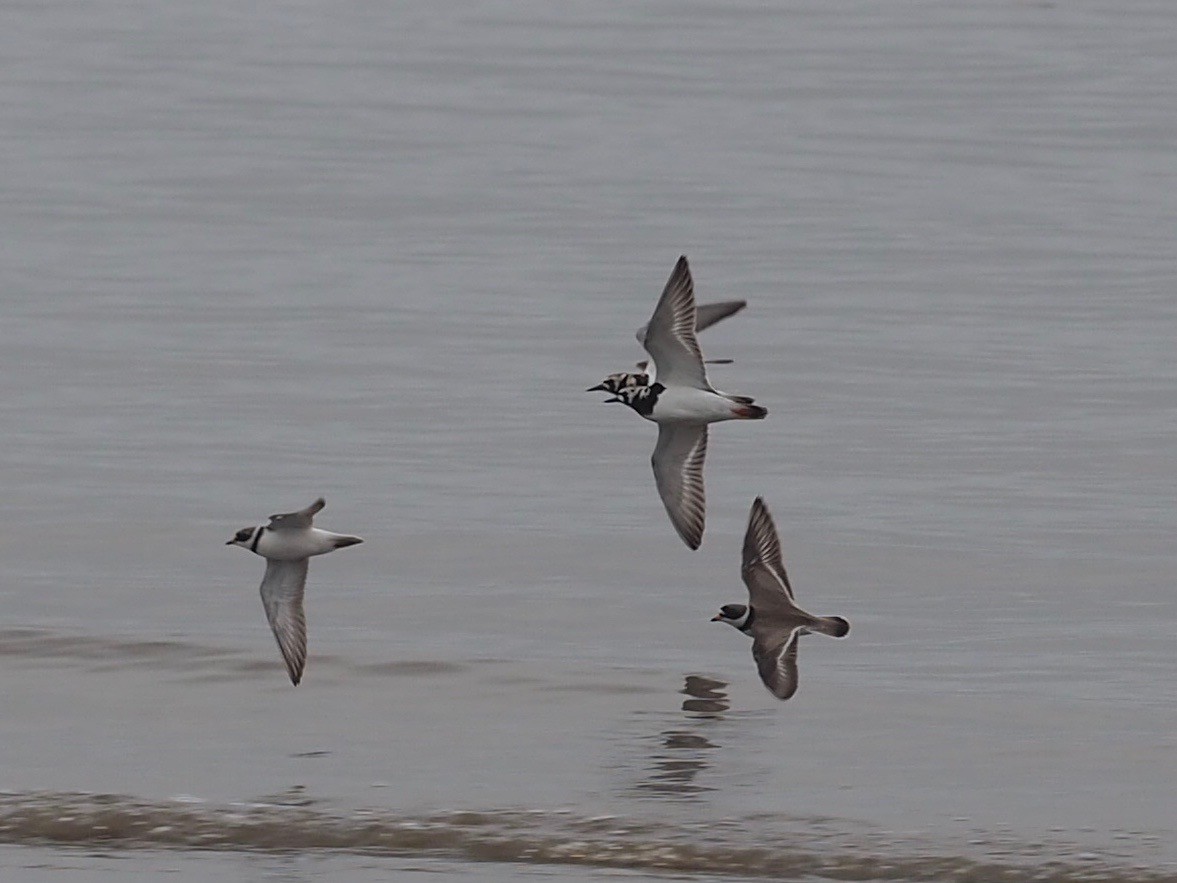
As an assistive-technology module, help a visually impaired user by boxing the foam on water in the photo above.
[0,791,1172,882]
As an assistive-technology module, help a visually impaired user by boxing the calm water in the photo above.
[2,1,1175,880]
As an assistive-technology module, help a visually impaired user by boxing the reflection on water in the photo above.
[680,674,730,716]
[630,675,729,799]
[634,730,718,798]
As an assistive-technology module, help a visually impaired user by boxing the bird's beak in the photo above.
[603,396,620,403]
[225,539,235,545]
[710,614,723,622]
[586,384,608,392]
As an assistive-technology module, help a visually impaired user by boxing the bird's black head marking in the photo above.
[713,603,755,632]
[588,372,650,395]
[615,382,663,417]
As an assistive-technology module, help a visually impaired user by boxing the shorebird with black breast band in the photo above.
[712,497,849,700]
[227,497,363,685]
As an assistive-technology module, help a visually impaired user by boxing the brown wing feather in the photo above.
[741,497,793,600]
[694,299,747,333]
[752,628,802,701]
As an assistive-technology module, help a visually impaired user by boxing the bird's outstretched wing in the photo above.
[259,558,309,685]
[752,627,802,701]
[268,497,326,531]
[695,299,747,333]
[651,423,708,549]
[638,256,709,389]
[741,497,795,603]
[635,298,747,341]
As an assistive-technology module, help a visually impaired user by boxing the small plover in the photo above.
[589,256,766,549]
[226,498,363,685]
[712,497,849,700]
[592,298,746,396]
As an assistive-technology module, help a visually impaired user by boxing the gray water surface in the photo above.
[2,1,1175,880]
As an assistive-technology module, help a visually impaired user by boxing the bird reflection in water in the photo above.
[633,675,729,798]
[680,674,729,715]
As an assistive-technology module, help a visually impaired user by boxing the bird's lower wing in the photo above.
[752,628,802,701]
[260,558,310,685]
[651,423,708,549]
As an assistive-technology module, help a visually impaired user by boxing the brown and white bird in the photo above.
[592,297,748,396]
[589,256,766,549]
[712,497,849,700]
[226,498,362,685]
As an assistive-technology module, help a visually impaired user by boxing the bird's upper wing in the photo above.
[259,558,310,685]
[651,423,708,550]
[638,256,709,389]
[744,564,799,618]
[741,496,794,602]
[694,299,747,333]
[635,298,747,341]
[267,497,326,531]
[751,626,802,701]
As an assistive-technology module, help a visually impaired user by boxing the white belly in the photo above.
[255,528,339,561]
[646,387,738,424]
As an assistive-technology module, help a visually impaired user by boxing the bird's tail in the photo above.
[808,615,850,638]
[733,402,767,419]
